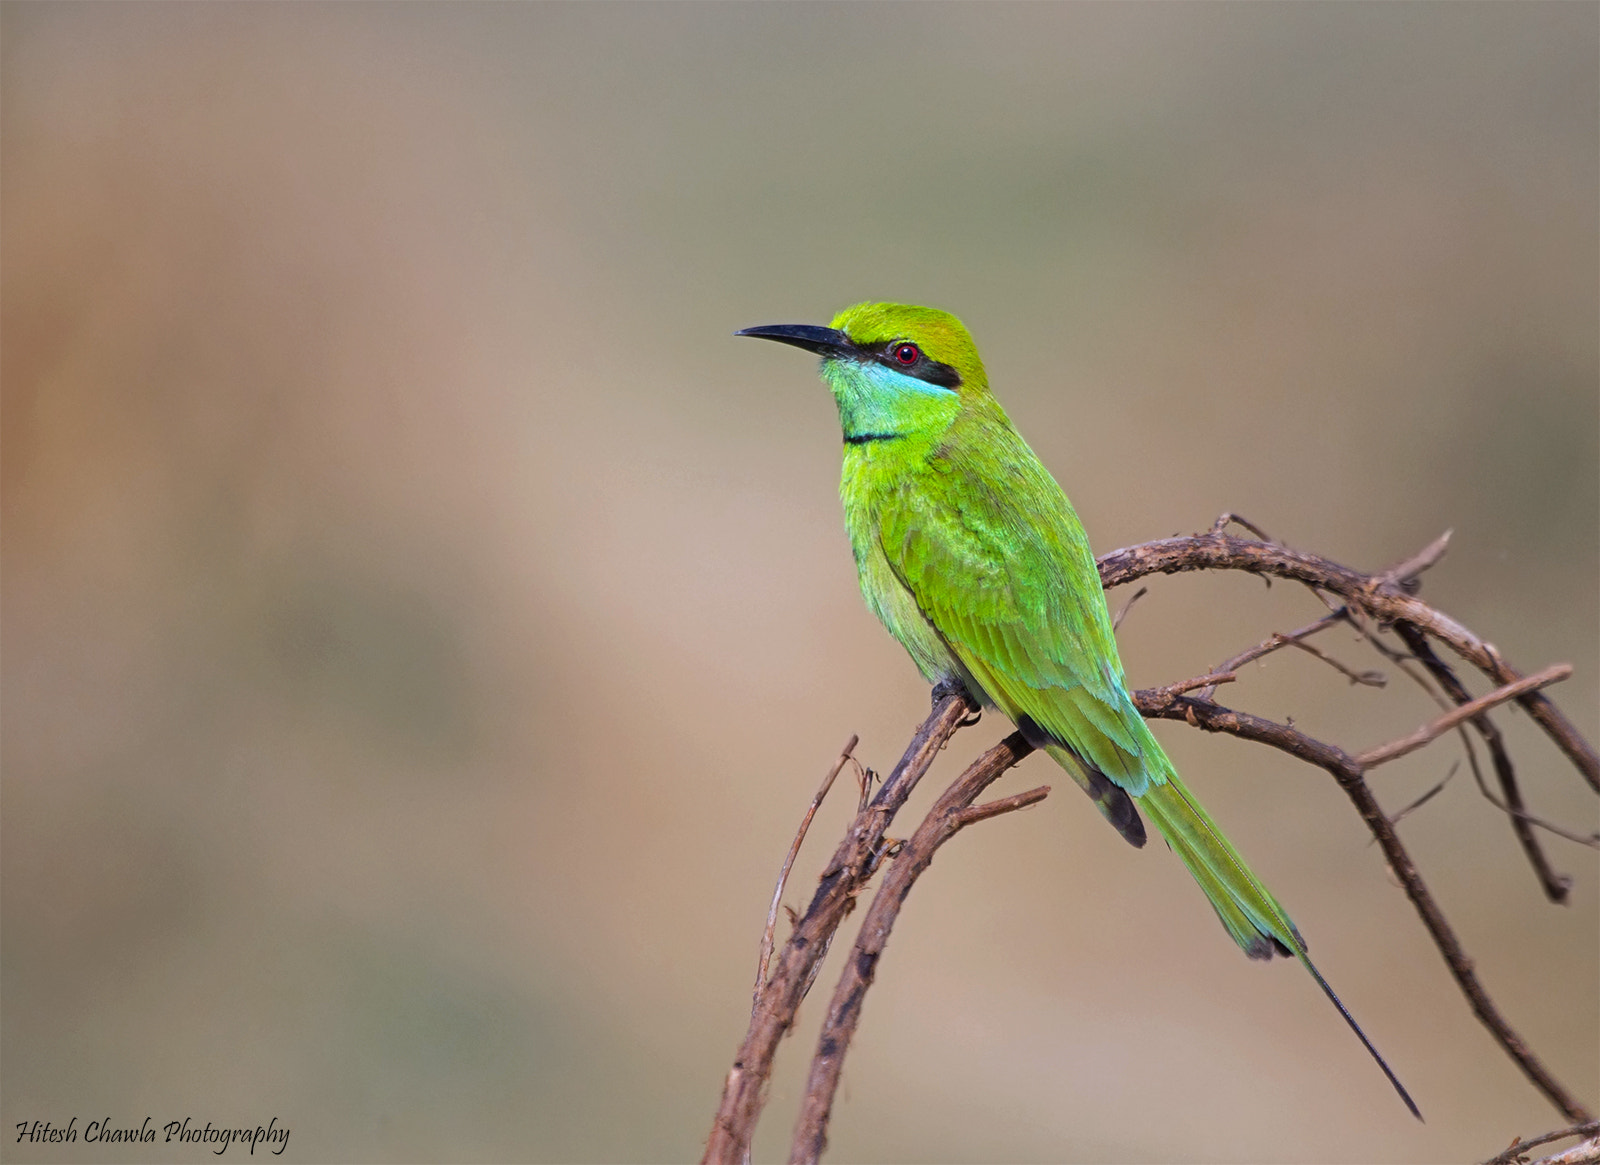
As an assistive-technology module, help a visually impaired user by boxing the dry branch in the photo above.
[1355,665,1572,768]
[788,733,1042,1165]
[1137,689,1593,1124]
[1483,1120,1600,1165]
[705,528,1597,1162]
[704,686,977,1165]
[756,735,860,1004]
[1393,622,1576,902]
[1533,1136,1600,1165]
[1097,531,1599,787]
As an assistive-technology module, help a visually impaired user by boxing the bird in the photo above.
[737,301,1421,1120]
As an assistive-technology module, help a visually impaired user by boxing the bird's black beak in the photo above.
[735,323,854,359]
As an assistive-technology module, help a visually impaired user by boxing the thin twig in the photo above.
[1133,689,1595,1124]
[1393,623,1576,901]
[1532,1135,1600,1165]
[1099,532,1600,789]
[1386,762,1458,828]
[1198,609,1349,699]
[1377,528,1453,590]
[756,735,859,1005]
[1452,725,1598,849]
[850,756,874,814]
[951,784,1052,827]
[704,686,978,1165]
[788,733,1040,1164]
[1111,585,1148,631]
[1209,512,1276,541]
[1356,666,1572,769]
[1481,803,1598,848]
[1483,1120,1600,1165]
[1151,670,1238,699]
[1281,634,1388,687]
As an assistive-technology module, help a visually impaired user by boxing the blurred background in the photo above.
[3,4,1596,1162]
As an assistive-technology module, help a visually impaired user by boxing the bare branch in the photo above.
[1385,762,1458,828]
[1151,670,1238,699]
[1377,528,1453,589]
[1209,511,1276,541]
[1111,585,1148,631]
[1281,633,1388,687]
[1393,623,1577,900]
[1483,1121,1600,1165]
[1098,532,1600,789]
[1134,689,1595,1124]
[704,687,978,1165]
[709,529,1597,1161]
[1533,1135,1600,1165]
[1356,666,1573,768]
[952,784,1051,827]
[757,736,860,1004]
[850,755,874,814]
[1199,609,1350,699]
[788,733,1039,1164]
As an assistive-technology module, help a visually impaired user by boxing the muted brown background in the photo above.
[3,4,1597,1162]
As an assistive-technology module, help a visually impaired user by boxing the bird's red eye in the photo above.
[892,343,920,366]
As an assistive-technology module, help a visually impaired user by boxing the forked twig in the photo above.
[1209,511,1276,541]
[1197,609,1349,699]
[1135,687,1593,1125]
[1393,622,1578,900]
[756,735,860,1005]
[705,687,977,1165]
[1378,528,1454,589]
[707,529,1597,1162]
[1355,666,1572,768]
[1482,1120,1600,1165]
[789,734,1043,1164]
[1281,633,1388,687]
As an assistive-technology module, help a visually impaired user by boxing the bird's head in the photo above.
[737,302,991,444]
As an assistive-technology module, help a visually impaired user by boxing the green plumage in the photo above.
[738,302,1419,1119]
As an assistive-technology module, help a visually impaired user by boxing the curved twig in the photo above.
[788,733,1042,1164]
[1135,686,1593,1124]
[1354,665,1571,767]
[704,686,977,1165]
[1098,532,1599,789]
[706,529,1596,1161]
[1392,622,1575,901]
[756,736,860,1005]
[1482,1120,1600,1165]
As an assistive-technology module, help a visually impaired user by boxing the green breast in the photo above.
[840,441,965,687]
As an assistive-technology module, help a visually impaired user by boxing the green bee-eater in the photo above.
[738,301,1420,1119]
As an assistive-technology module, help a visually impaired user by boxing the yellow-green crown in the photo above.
[830,302,988,391]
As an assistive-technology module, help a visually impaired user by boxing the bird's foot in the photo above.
[930,676,977,711]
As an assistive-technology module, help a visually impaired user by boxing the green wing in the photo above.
[877,439,1161,800]
[868,421,1422,1117]
[876,440,1309,953]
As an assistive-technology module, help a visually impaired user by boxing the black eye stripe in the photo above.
[867,342,962,388]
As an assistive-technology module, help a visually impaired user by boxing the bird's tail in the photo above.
[1140,770,1423,1121]
[1039,741,1146,847]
